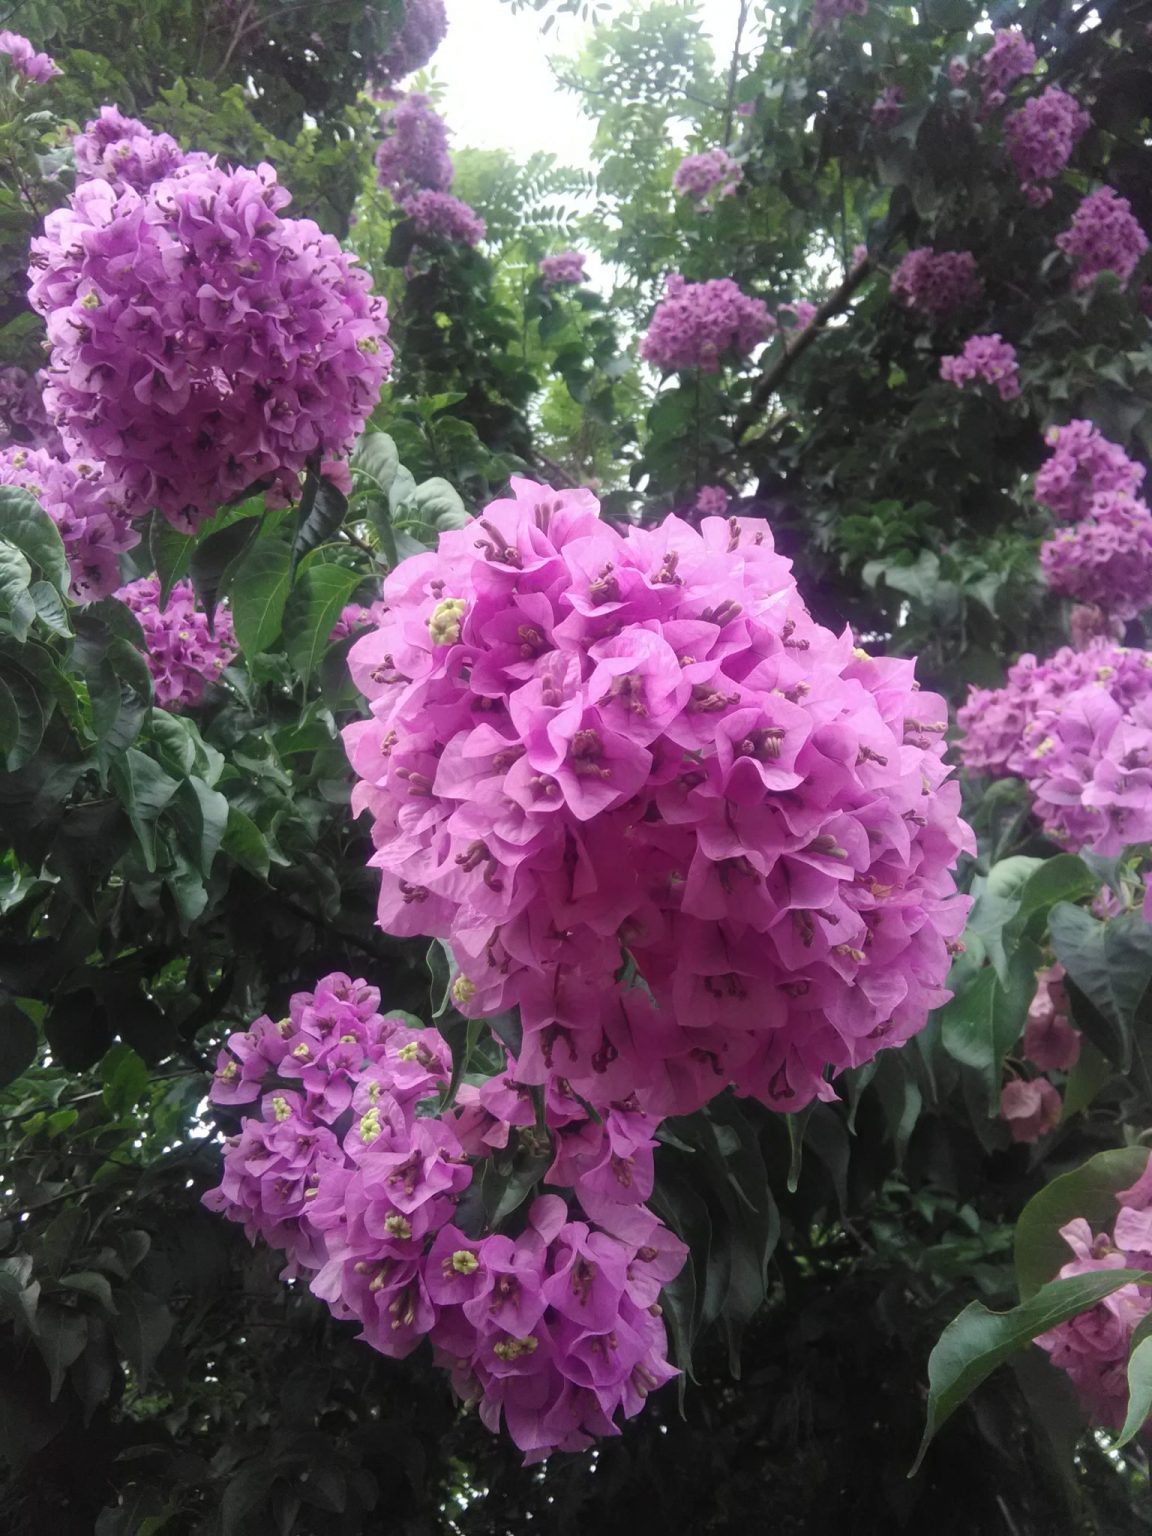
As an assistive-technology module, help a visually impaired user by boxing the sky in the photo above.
[435,0,748,169]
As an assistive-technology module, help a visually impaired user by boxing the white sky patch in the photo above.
[436,0,752,168]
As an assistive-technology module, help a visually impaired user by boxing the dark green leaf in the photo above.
[283,563,362,683]
[0,1000,37,1086]
[109,748,180,873]
[229,527,293,657]
[1014,1146,1149,1299]
[292,472,347,572]
[0,487,68,592]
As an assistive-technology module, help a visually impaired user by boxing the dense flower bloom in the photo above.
[1003,88,1090,206]
[977,28,1037,111]
[0,446,138,600]
[0,30,60,82]
[1040,492,1152,620]
[1036,1155,1152,1428]
[1057,188,1149,291]
[372,0,448,83]
[673,149,742,208]
[940,334,1020,401]
[203,974,686,1459]
[539,251,587,289]
[375,93,453,199]
[29,159,392,529]
[1035,420,1146,523]
[891,248,982,318]
[694,485,729,517]
[402,188,485,246]
[811,0,867,29]
[1023,964,1081,1071]
[641,274,773,372]
[0,367,61,454]
[73,106,198,194]
[1000,1077,1061,1142]
[344,479,972,1117]
[116,576,236,708]
[871,86,904,129]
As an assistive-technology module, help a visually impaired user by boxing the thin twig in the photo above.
[531,451,580,489]
[721,0,752,147]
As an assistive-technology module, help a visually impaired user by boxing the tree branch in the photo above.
[722,0,752,147]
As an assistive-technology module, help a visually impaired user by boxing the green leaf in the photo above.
[109,748,180,873]
[0,538,34,637]
[222,805,270,879]
[410,476,468,531]
[1006,855,1097,943]
[1014,1146,1149,1300]
[282,563,362,683]
[0,657,48,769]
[58,1271,117,1315]
[228,527,293,657]
[351,430,399,497]
[939,952,1034,1113]
[0,488,69,592]
[189,517,260,627]
[172,777,229,878]
[112,1290,173,1389]
[292,470,348,572]
[913,1269,1152,1475]
[0,1000,37,1087]
[100,1042,150,1116]
[36,1303,89,1401]
[29,580,70,636]
[150,515,194,605]
[1116,1318,1152,1448]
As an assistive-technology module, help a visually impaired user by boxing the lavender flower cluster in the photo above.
[375,93,454,200]
[673,149,742,208]
[0,30,60,83]
[1057,187,1149,292]
[1003,87,1090,206]
[116,576,237,710]
[891,248,982,319]
[641,274,773,372]
[372,0,448,85]
[0,445,138,601]
[538,251,587,289]
[977,28,1037,111]
[940,334,1020,401]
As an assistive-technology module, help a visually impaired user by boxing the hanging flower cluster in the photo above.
[1036,1155,1152,1428]
[891,248,982,318]
[939,334,1020,401]
[401,188,486,247]
[1000,1076,1061,1143]
[344,479,972,1118]
[1057,187,1149,292]
[375,93,453,199]
[539,251,587,289]
[977,28,1037,111]
[1003,87,1090,206]
[116,576,236,709]
[1023,964,1081,1072]
[1035,419,1146,523]
[73,106,202,194]
[0,30,60,83]
[29,159,392,529]
[1040,492,1152,621]
[811,0,867,30]
[0,367,61,454]
[673,149,742,208]
[372,0,448,84]
[203,973,685,1461]
[641,274,773,372]
[0,446,138,601]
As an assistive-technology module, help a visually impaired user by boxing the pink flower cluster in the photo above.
[871,87,904,129]
[29,158,392,529]
[344,479,972,1117]
[694,485,729,517]
[811,0,867,30]
[956,638,1152,853]
[1023,963,1081,1072]
[1000,1076,1061,1143]
[1036,1155,1152,1430]
[0,367,61,454]
[940,334,1020,401]
[203,973,686,1460]
[331,599,386,643]
[73,106,201,195]
[1003,87,1090,206]
[0,30,60,83]
[977,28,1037,111]
[673,150,742,208]
[401,189,486,247]
[116,576,236,709]
[1057,187,1149,292]
[891,248,982,319]
[641,274,773,373]
[779,300,818,334]
[1035,420,1146,523]
[539,251,587,289]
[0,446,139,602]
[1040,491,1152,621]
[372,0,448,84]
[375,93,453,200]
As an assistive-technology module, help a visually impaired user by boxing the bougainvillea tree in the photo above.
[1,0,1152,1531]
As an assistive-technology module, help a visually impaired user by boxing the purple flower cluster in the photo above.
[401,189,486,247]
[871,86,904,129]
[203,973,686,1460]
[1057,187,1149,291]
[811,0,867,29]
[344,479,972,1117]
[1035,419,1146,523]
[977,28,1037,111]
[375,93,453,200]
[1003,87,1090,206]
[0,446,138,602]
[1023,963,1081,1072]
[1036,1155,1152,1430]
[0,30,60,83]
[641,274,773,373]
[673,149,742,208]
[779,300,819,333]
[1000,1076,1061,1142]
[29,159,392,529]
[372,0,448,84]
[940,334,1020,401]
[331,599,386,643]
[694,485,729,517]
[891,248,982,319]
[539,251,587,289]
[0,367,61,454]
[116,576,236,709]
[73,106,201,195]
[1040,491,1152,621]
